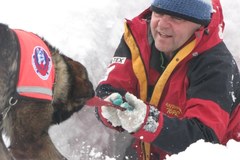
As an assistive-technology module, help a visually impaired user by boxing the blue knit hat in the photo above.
[151,0,213,25]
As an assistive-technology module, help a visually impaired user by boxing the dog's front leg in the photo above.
[9,134,68,160]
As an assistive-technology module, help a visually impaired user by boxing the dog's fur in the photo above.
[0,23,94,160]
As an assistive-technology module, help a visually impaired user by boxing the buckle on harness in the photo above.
[1,97,18,120]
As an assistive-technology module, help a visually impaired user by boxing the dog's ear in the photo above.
[0,24,11,47]
[0,23,9,31]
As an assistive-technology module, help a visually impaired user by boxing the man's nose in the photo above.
[157,15,172,27]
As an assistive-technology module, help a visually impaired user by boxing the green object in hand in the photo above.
[111,94,123,106]
[121,102,134,111]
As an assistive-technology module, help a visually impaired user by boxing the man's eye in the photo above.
[153,12,164,17]
[173,16,182,20]
[172,16,186,22]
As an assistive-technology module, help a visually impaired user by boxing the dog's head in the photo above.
[48,47,95,123]
[63,55,95,107]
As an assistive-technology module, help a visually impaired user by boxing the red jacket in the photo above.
[96,0,240,159]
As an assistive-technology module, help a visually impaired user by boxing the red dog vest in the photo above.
[14,29,55,101]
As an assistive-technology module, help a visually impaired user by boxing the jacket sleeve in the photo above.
[96,35,138,98]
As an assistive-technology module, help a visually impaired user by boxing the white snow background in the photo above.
[1,0,240,159]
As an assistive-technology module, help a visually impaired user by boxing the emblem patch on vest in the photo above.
[32,46,52,80]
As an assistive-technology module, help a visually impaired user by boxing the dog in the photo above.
[0,23,94,160]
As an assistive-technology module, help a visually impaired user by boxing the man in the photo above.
[95,0,240,159]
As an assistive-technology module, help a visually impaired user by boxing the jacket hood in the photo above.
[193,0,224,54]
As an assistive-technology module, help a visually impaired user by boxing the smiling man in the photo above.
[95,0,240,160]
[150,12,201,59]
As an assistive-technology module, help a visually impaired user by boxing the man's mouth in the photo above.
[158,31,172,38]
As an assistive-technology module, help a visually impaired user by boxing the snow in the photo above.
[166,139,240,160]
[0,0,240,159]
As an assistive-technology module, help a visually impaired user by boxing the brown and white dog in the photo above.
[0,23,94,160]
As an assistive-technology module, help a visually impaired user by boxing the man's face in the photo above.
[150,12,201,57]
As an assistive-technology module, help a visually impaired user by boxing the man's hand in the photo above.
[117,92,148,133]
[100,92,160,135]
[101,93,123,127]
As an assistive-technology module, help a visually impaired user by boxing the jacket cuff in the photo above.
[132,106,164,143]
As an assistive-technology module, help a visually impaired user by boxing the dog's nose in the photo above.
[87,81,95,98]
[91,89,95,97]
